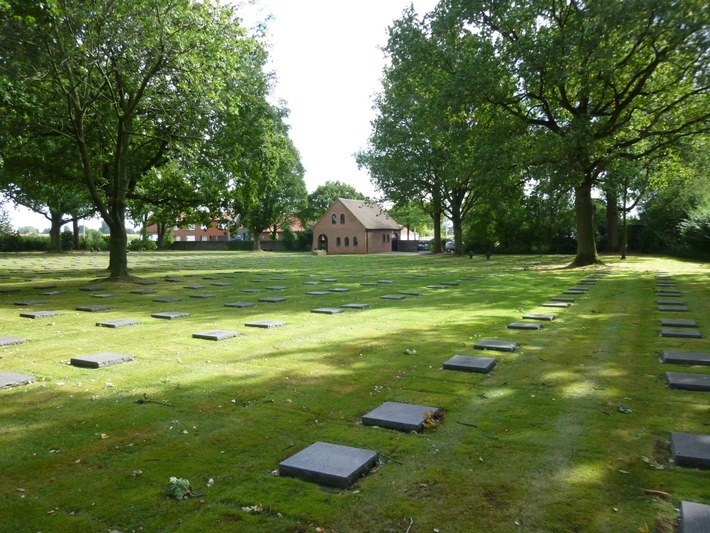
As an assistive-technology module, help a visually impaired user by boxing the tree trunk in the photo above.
[156,222,165,250]
[48,210,63,252]
[451,205,464,255]
[605,189,619,252]
[621,186,628,260]
[252,228,262,251]
[108,216,129,277]
[72,218,80,250]
[432,209,442,253]
[571,178,602,266]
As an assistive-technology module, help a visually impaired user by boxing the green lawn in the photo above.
[1,251,708,532]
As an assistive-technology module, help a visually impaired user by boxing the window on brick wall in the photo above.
[331,214,337,224]
[353,236,358,246]
[344,237,350,246]
[340,214,345,224]
[336,237,341,246]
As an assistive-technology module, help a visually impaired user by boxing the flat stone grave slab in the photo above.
[578,280,597,285]
[80,286,104,292]
[20,311,59,319]
[474,339,519,352]
[361,282,378,286]
[0,336,26,347]
[507,322,543,330]
[377,280,395,284]
[33,284,57,290]
[311,308,344,315]
[362,401,442,432]
[666,372,710,391]
[659,305,689,312]
[662,351,710,366]
[381,294,406,300]
[400,291,422,296]
[241,289,263,293]
[259,297,286,303]
[164,278,183,283]
[542,302,570,308]
[658,290,682,296]
[321,278,337,282]
[40,290,64,296]
[661,329,702,339]
[96,319,139,328]
[153,297,182,303]
[192,329,239,341]
[329,288,350,293]
[551,297,575,302]
[0,288,21,294]
[70,352,134,368]
[681,501,710,533]
[244,320,284,328]
[656,282,676,287]
[211,282,231,287]
[190,294,216,299]
[671,432,710,468]
[427,285,448,289]
[440,281,459,286]
[568,286,589,291]
[564,289,586,295]
[279,441,378,489]
[443,354,496,374]
[522,313,556,321]
[267,286,288,291]
[660,319,698,328]
[76,305,113,312]
[224,302,256,308]
[303,281,321,285]
[90,293,115,298]
[0,372,35,389]
[306,291,330,296]
[341,303,370,310]
[131,290,156,295]
[657,299,685,305]
[135,280,158,285]
[151,311,189,320]
[184,285,206,290]
[14,300,48,306]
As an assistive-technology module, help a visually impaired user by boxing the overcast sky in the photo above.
[8,0,439,229]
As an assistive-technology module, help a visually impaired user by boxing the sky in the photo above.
[7,0,440,230]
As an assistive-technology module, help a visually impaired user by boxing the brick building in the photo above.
[312,198,401,254]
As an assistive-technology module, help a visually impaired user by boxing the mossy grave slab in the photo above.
[70,352,134,368]
[341,303,370,310]
[14,300,48,306]
[443,354,496,373]
[362,401,441,432]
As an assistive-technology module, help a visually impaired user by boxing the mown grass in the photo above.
[0,251,708,532]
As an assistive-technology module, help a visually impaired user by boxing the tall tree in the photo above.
[441,0,710,265]
[301,181,367,226]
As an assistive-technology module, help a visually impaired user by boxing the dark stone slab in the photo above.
[569,286,589,291]
[0,336,26,347]
[33,284,57,290]
[190,294,216,299]
[131,290,156,295]
[135,280,158,285]
[474,339,519,352]
[306,291,330,295]
[377,280,395,284]
[681,501,710,533]
[0,371,35,389]
[76,305,113,312]
[267,286,288,291]
[90,293,115,298]
[152,297,182,303]
[192,329,239,341]
[211,282,231,287]
[440,281,459,286]
[542,302,570,308]
[245,320,285,328]
[578,280,597,285]
[14,300,48,306]
[381,294,406,300]
[400,291,422,296]
[184,285,206,289]
[362,401,441,432]
[0,288,21,294]
[70,352,134,368]
[427,285,448,289]
[666,372,710,391]
[151,311,189,320]
[661,328,702,339]
[522,313,556,321]
[241,289,264,293]
[259,297,286,303]
[303,281,321,285]
[311,308,345,315]
[659,305,689,312]
[20,311,59,319]
[341,303,370,310]
[361,282,378,286]
[563,290,586,295]
[329,288,350,293]
[657,299,685,305]
[662,351,710,366]
[671,432,710,468]
[321,278,337,282]
[660,319,698,328]
[80,286,104,292]
[224,301,256,308]
[443,354,496,373]
[40,291,65,296]
[658,290,682,296]
[551,297,575,302]
[656,282,676,287]
[279,441,378,489]
[507,322,544,330]
[96,319,139,328]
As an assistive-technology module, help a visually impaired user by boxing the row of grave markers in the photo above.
[654,272,710,532]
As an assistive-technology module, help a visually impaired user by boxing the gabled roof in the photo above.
[338,198,401,230]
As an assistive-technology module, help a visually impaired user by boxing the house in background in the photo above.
[145,220,230,242]
[312,198,401,254]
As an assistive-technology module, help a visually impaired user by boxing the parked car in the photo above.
[445,241,464,252]
[417,241,428,251]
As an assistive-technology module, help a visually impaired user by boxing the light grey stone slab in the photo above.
[70,352,134,368]
[245,320,285,328]
[443,354,496,373]
[662,351,710,366]
[329,288,350,293]
[240,289,263,293]
[542,302,570,308]
[40,291,65,296]
[341,303,370,310]
[657,299,685,305]
[311,308,345,315]
[303,281,321,285]
[14,300,48,306]
[551,297,575,302]
[427,285,448,289]
[90,293,115,299]
[381,294,406,300]
[259,297,286,303]
[20,311,59,319]
[184,285,206,289]
[96,319,139,328]
[507,322,544,330]
[659,305,689,312]
[321,278,337,282]
[152,297,182,303]
[0,336,26,347]
[400,291,422,296]
[192,329,239,341]
[681,501,710,533]
[76,305,113,312]
[361,282,378,286]
[666,372,710,391]
[671,432,710,468]
[522,313,556,321]
[362,401,441,432]
[190,294,216,299]
[267,286,288,291]
[151,311,189,320]
[224,301,256,308]
[474,339,519,352]
[306,291,330,296]
[660,319,698,328]
[0,371,35,389]
[569,286,589,291]
[661,329,702,339]
[377,280,395,284]
[564,289,586,295]
[279,441,378,489]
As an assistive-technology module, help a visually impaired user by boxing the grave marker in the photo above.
[661,329,702,339]
[96,319,139,328]
[661,351,710,366]
[0,371,35,389]
[70,352,134,368]
[381,295,406,300]
[245,320,285,328]
[522,313,556,321]
[507,322,544,330]
[660,319,698,328]
[190,294,216,299]
[153,297,182,303]
[192,329,239,341]
[76,305,113,312]
[0,336,26,347]
[329,288,350,293]
[14,300,48,306]
[311,308,345,315]
[681,501,710,533]
[20,311,59,319]
[542,302,570,308]
[443,354,496,373]
[341,303,370,310]
[224,302,256,308]
[551,297,575,302]
[474,339,519,352]
[362,401,442,432]
[658,305,689,312]
[400,291,423,296]
[151,311,189,320]
[259,297,286,303]
[666,372,710,391]
[671,432,710,468]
